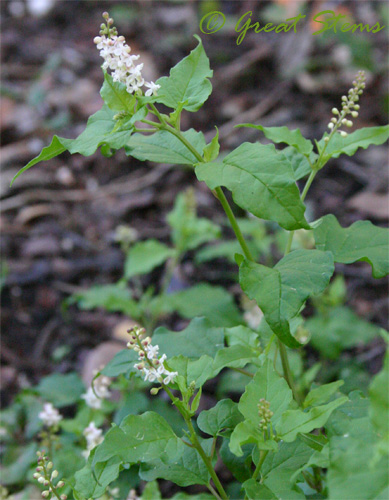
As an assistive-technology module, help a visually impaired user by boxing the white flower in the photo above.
[94,17,159,97]
[144,81,160,97]
[145,344,159,360]
[81,375,111,409]
[81,387,102,409]
[163,371,178,385]
[82,421,103,458]
[38,403,62,427]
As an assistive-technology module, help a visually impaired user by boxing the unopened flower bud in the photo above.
[93,36,102,44]
[42,491,50,498]
[60,495,67,500]
[324,137,330,143]
[38,477,45,484]
[150,387,159,395]
[47,462,53,469]
[341,95,347,101]
[341,118,348,125]
[51,470,59,479]
[340,131,348,138]
[33,473,40,479]
[346,120,353,127]
[332,108,339,114]
[351,111,358,117]
[57,481,65,488]
[328,123,334,129]
[102,11,109,19]
[331,117,337,123]
[354,104,360,110]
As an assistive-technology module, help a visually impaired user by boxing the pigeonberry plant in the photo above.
[7,12,389,500]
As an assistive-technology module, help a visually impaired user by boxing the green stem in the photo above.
[164,387,228,500]
[284,169,317,256]
[134,127,156,133]
[207,484,222,500]
[231,366,254,378]
[214,186,255,261]
[278,340,301,404]
[147,112,255,262]
[252,450,269,481]
[185,417,229,500]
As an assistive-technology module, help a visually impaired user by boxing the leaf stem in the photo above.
[146,108,255,262]
[278,340,301,403]
[164,387,229,500]
[284,169,317,255]
[252,449,269,481]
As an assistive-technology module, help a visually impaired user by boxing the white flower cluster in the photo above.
[82,421,104,458]
[94,12,160,97]
[326,70,366,140]
[38,403,62,427]
[127,326,178,386]
[33,451,67,500]
[81,375,111,410]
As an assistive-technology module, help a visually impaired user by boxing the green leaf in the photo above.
[101,348,139,378]
[153,284,242,327]
[35,373,84,407]
[69,283,139,317]
[124,239,174,279]
[155,36,213,112]
[279,146,317,180]
[327,405,389,500]
[212,344,260,376]
[229,420,278,457]
[93,412,183,467]
[203,127,220,161]
[152,317,224,359]
[369,351,389,440]
[100,72,135,111]
[242,481,278,500]
[0,442,38,486]
[240,250,334,348]
[238,359,293,425]
[320,125,389,159]
[276,397,348,442]
[196,142,310,231]
[303,380,344,408]
[168,355,215,388]
[167,190,221,253]
[141,481,162,500]
[140,438,213,487]
[74,451,121,499]
[170,494,214,500]
[238,124,314,156]
[229,359,292,456]
[307,306,380,359]
[220,438,252,483]
[225,325,261,349]
[11,104,139,184]
[197,399,243,437]
[291,444,329,483]
[261,438,317,498]
[325,391,370,437]
[61,104,134,155]
[11,136,66,185]
[126,129,206,165]
[313,214,389,278]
